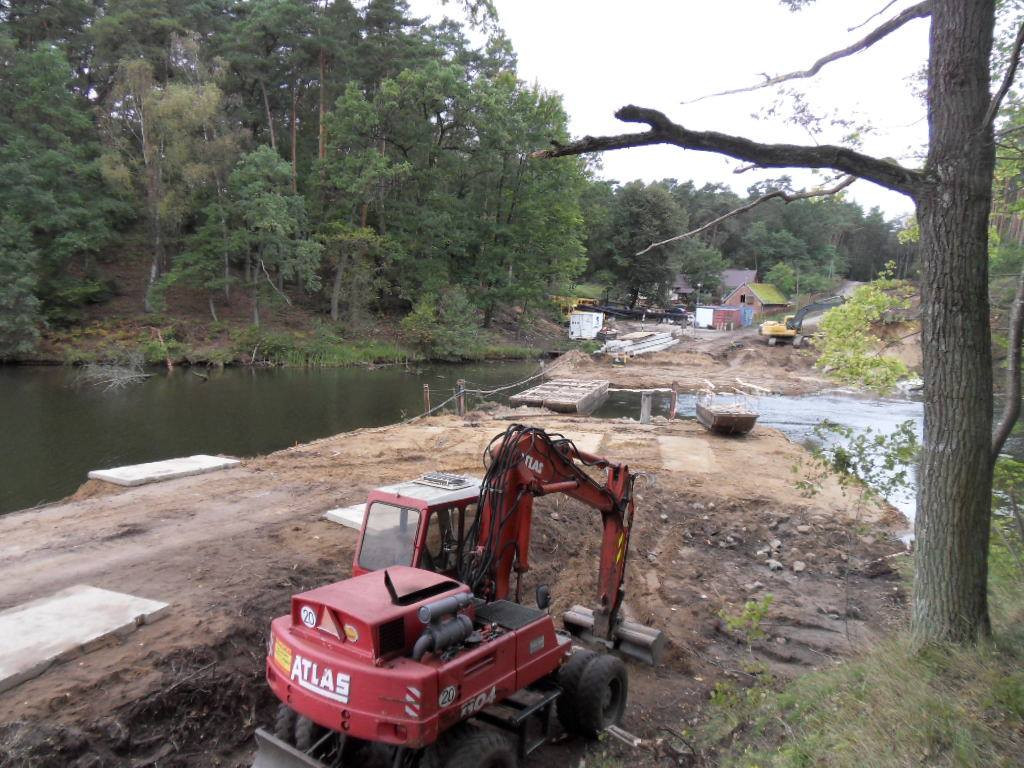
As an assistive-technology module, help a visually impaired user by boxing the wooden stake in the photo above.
[669,381,679,419]
[423,383,431,414]
[456,379,466,416]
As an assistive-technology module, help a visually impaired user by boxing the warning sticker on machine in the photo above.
[274,639,292,673]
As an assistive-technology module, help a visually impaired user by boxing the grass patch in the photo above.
[571,282,607,300]
[701,551,1024,768]
[231,326,418,367]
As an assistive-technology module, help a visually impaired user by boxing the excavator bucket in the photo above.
[563,605,666,666]
[251,729,327,768]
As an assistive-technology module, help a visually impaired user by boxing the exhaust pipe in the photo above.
[563,605,666,666]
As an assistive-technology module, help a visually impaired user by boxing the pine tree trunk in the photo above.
[291,84,299,193]
[331,261,343,322]
[251,256,260,327]
[260,79,276,150]
[319,50,327,161]
[912,0,996,645]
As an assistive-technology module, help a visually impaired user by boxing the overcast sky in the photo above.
[407,0,930,219]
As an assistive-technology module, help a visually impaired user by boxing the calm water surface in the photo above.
[5,365,1014,522]
[0,361,537,514]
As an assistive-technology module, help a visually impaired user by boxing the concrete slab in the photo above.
[324,503,367,530]
[657,435,715,474]
[563,432,605,456]
[88,454,240,487]
[0,585,169,693]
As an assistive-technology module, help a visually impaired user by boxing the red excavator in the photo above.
[253,424,664,768]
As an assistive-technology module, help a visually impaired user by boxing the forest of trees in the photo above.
[0,0,912,359]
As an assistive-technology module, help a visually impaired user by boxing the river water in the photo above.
[0,362,538,514]
[599,388,926,521]
[6,364,1013,522]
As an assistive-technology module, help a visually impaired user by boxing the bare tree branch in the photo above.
[683,1,931,104]
[636,176,856,255]
[849,1,899,32]
[992,260,1024,460]
[259,259,293,305]
[983,19,1024,131]
[533,105,925,196]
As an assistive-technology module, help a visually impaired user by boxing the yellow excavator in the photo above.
[759,295,845,348]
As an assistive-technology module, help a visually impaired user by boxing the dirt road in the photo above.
[552,325,832,395]
[0,414,907,767]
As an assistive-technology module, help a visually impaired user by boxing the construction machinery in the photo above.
[758,294,846,347]
[253,424,664,768]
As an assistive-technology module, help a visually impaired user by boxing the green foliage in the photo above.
[0,37,125,324]
[0,216,42,358]
[816,264,914,392]
[720,595,775,645]
[229,323,414,367]
[400,287,480,361]
[0,0,917,356]
[765,261,799,296]
[796,419,919,508]
[991,458,1024,591]
[589,181,686,307]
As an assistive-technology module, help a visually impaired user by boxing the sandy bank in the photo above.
[0,413,907,767]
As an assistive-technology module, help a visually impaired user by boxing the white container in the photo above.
[694,306,715,329]
[569,311,604,339]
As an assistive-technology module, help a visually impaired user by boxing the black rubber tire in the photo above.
[441,727,516,768]
[272,704,297,745]
[345,738,394,768]
[555,648,597,735]
[573,654,628,738]
[294,716,327,752]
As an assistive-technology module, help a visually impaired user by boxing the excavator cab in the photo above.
[352,473,481,579]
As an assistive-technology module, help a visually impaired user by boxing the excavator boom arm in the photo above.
[786,294,845,330]
[461,425,636,640]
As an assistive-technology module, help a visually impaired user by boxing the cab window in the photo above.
[358,502,419,570]
[420,504,478,574]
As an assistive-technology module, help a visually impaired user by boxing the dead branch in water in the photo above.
[75,350,152,391]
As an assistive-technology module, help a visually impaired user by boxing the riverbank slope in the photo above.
[0,413,907,767]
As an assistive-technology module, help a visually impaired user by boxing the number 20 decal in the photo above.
[438,685,458,707]
[459,686,496,718]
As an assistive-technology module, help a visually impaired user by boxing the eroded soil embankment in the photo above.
[0,414,907,767]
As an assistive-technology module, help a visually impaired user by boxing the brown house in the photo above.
[721,282,789,316]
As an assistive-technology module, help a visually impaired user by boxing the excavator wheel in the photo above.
[273,704,297,744]
[556,648,597,735]
[441,727,517,768]
[294,717,326,752]
[572,654,628,738]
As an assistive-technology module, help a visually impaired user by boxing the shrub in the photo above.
[400,287,479,361]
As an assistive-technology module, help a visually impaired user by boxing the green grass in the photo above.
[701,550,1024,768]
[572,282,607,300]
[238,329,418,367]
